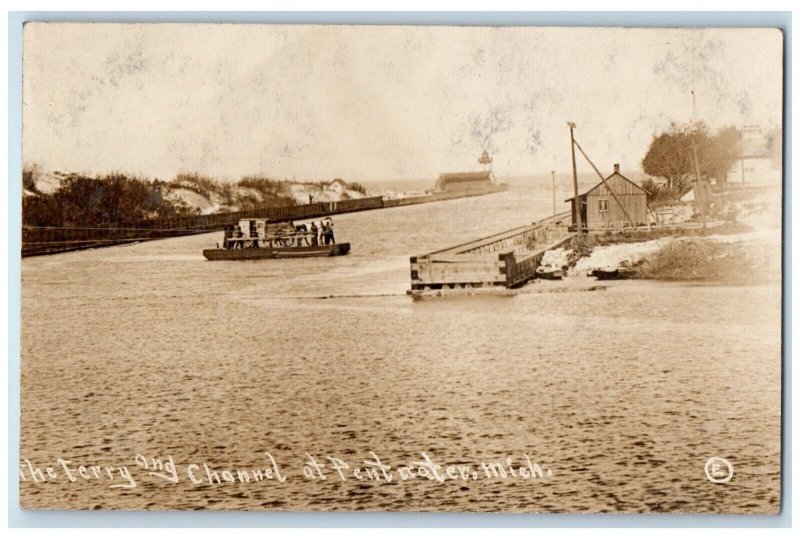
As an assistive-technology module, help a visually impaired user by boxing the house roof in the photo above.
[678,183,695,198]
[564,171,650,202]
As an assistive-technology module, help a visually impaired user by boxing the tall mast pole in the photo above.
[690,90,707,229]
[568,122,582,231]
[691,144,706,229]
[551,170,556,217]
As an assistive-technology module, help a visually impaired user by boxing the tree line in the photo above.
[22,170,297,228]
[641,122,781,200]
[23,173,196,228]
[21,169,374,228]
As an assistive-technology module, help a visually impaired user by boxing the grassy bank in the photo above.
[630,237,779,282]
[558,223,780,284]
[22,170,364,229]
[23,173,198,228]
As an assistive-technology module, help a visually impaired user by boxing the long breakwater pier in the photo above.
[22,183,508,257]
[409,211,574,294]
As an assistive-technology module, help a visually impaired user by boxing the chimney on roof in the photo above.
[613,163,620,174]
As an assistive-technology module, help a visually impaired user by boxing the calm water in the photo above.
[20,183,782,513]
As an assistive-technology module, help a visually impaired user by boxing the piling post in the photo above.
[691,143,707,229]
[568,122,583,232]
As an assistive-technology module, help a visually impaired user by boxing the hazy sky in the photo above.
[22,24,783,182]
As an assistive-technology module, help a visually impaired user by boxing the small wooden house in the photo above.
[565,164,649,230]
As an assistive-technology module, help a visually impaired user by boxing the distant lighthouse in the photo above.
[478,150,495,183]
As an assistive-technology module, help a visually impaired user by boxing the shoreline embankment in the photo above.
[409,195,780,296]
[560,227,781,283]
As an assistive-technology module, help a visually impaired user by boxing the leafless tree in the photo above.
[454,106,513,156]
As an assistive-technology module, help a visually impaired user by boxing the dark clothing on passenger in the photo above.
[324,220,335,244]
[223,225,233,249]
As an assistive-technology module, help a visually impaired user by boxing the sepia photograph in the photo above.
[17,21,784,514]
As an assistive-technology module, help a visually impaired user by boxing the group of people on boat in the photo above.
[309,218,336,246]
[222,217,335,249]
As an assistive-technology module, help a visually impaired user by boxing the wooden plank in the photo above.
[429,260,506,270]
[427,262,502,274]
[428,266,503,278]
[427,261,505,270]
[425,273,507,285]
[428,253,500,263]
[428,267,504,278]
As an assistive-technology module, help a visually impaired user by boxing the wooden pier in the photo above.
[409,211,575,293]
[22,184,509,257]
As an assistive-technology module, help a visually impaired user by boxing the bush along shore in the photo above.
[22,169,374,230]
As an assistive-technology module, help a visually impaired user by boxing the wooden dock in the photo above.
[409,211,575,293]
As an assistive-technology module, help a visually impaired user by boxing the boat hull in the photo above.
[536,268,564,280]
[590,268,632,280]
[203,243,350,260]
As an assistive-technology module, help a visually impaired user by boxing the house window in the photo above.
[598,199,609,212]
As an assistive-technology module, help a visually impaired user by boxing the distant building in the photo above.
[645,176,669,188]
[565,164,650,229]
[434,170,494,192]
[728,157,781,187]
[324,178,349,195]
[726,125,782,186]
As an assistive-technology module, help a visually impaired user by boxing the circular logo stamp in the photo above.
[705,457,734,484]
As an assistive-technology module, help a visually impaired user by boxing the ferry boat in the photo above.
[203,218,350,261]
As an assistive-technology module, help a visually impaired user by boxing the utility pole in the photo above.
[691,139,707,230]
[739,125,761,187]
[551,170,556,217]
[690,90,707,229]
[740,130,746,187]
[568,122,582,232]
